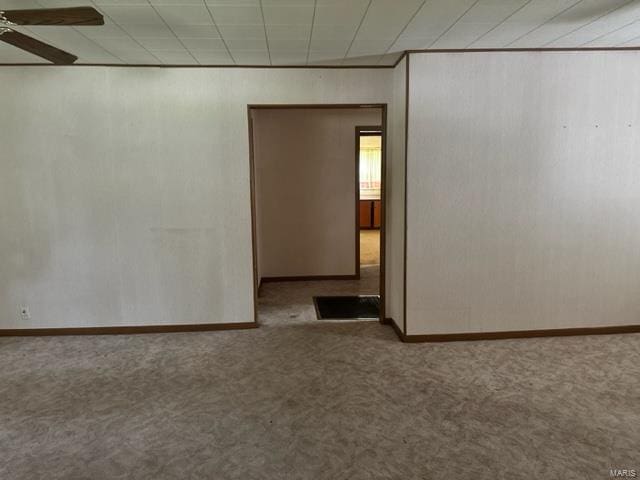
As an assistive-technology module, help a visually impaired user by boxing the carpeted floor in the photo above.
[1,269,638,479]
[360,229,380,266]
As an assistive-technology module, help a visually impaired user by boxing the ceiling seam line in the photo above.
[342,0,372,65]
[377,0,427,65]
[504,0,585,47]
[465,0,534,49]
[541,0,637,47]
[580,17,640,47]
[305,0,317,65]
[146,1,200,65]
[426,0,481,49]
[202,0,236,65]
[86,0,164,65]
[258,0,271,66]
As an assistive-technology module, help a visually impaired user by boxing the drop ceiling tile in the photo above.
[266,24,310,40]
[262,5,314,25]
[399,0,477,39]
[308,50,347,62]
[262,0,314,5]
[469,1,578,48]
[225,37,267,50]
[585,20,640,47]
[94,0,148,5]
[348,38,394,56]
[390,36,436,50]
[190,50,234,64]
[136,37,185,50]
[76,20,129,39]
[149,0,204,4]
[310,37,352,51]
[270,51,307,65]
[205,0,259,5]
[314,0,369,26]
[430,0,530,49]
[268,38,309,51]
[545,2,640,47]
[153,5,214,25]
[354,0,424,39]
[342,54,382,65]
[172,25,221,38]
[90,37,147,52]
[509,0,630,48]
[116,49,161,64]
[619,33,640,46]
[208,5,263,24]
[148,49,196,64]
[98,5,164,25]
[311,25,358,40]
[122,24,175,38]
[180,37,226,50]
[217,24,265,38]
[36,0,96,6]
[231,50,270,64]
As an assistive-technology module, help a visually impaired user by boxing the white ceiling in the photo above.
[1,0,640,65]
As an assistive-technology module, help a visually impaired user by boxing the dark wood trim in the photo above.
[261,275,359,283]
[379,108,388,324]
[3,47,640,69]
[387,324,640,343]
[402,54,410,336]
[0,63,394,68]
[247,108,259,324]
[404,47,640,54]
[392,51,408,68]
[355,125,383,281]
[0,322,258,337]
[248,104,386,110]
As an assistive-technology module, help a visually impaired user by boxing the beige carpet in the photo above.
[1,274,638,479]
[360,229,380,266]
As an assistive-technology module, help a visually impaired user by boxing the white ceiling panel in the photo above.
[2,0,640,65]
[545,1,640,47]
[430,0,530,49]
[585,20,640,47]
[470,0,580,48]
[153,5,213,25]
[509,0,631,47]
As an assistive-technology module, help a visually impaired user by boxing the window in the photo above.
[359,134,382,199]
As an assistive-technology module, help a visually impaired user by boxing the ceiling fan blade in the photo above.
[0,29,77,64]
[1,7,104,26]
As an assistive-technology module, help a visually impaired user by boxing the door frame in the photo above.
[355,126,383,280]
[247,104,388,324]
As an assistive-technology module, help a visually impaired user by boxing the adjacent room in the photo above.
[250,106,384,325]
[1,1,639,479]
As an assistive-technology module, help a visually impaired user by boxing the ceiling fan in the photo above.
[0,7,104,64]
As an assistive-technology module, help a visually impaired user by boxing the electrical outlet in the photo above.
[20,306,31,321]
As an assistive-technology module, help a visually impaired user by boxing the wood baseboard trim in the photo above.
[0,322,258,337]
[387,324,640,343]
[261,275,359,283]
[384,317,405,342]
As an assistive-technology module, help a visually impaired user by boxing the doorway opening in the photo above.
[248,105,387,324]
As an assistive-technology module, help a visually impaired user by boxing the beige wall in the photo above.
[406,51,640,335]
[0,67,391,329]
[252,108,382,279]
[385,57,407,332]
